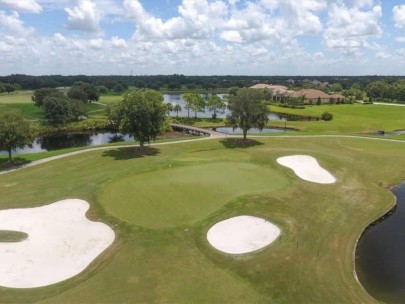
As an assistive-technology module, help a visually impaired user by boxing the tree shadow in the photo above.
[220,138,264,149]
[0,157,31,171]
[102,147,160,160]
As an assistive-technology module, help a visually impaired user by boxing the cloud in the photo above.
[393,5,405,29]
[65,0,102,32]
[111,36,127,48]
[324,4,382,50]
[0,10,34,36]
[0,0,42,13]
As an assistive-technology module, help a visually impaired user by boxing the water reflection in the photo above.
[0,131,134,155]
[163,94,285,121]
[356,183,405,303]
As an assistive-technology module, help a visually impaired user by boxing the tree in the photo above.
[182,93,194,118]
[227,88,269,140]
[43,95,72,124]
[190,94,206,118]
[330,83,343,92]
[366,81,390,99]
[97,85,109,94]
[32,88,60,107]
[0,112,36,162]
[4,83,16,94]
[173,104,182,117]
[207,95,226,119]
[166,102,174,116]
[113,83,125,93]
[67,86,88,102]
[109,90,167,148]
[67,82,99,102]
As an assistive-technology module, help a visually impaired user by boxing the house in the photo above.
[286,79,295,85]
[289,89,331,104]
[250,84,291,102]
[330,94,345,103]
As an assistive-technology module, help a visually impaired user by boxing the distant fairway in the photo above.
[99,162,289,228]
[0,137,404,303]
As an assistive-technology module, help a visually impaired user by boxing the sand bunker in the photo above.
[277,155,336,184]
[207,216,280,254]
[0,199,115,288]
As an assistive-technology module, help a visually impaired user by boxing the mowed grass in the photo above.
[99,162,289,228]
[270,104,405,134]
[0,137,404,303]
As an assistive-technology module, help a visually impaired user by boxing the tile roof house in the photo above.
[289,89,331,103]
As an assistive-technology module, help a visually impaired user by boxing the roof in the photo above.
[250,83,271,89]
[250,84,288,94]
[290,89,330,99]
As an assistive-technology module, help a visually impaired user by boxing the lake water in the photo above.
[356,182,405,303]
[163,94,285,121]
[0,132,134,155]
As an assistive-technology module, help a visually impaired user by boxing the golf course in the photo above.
[1,133,405,303]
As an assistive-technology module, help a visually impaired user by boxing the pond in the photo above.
[211,127,287,135]
[0,131,134,155]
[163,94,285,121]
[356,182,405,303]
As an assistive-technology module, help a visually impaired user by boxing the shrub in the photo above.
[321,111,333,121]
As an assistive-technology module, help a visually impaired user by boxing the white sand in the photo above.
[0,199,115,288]
[277,155,336,184]
[207,216,280,254]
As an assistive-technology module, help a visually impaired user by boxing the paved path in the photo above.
[2,126,405,175]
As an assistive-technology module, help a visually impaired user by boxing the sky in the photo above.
[1,0,405,76]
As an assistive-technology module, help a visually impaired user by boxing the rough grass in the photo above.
[0,137,404,303]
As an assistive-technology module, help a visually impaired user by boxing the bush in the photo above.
[321,111,333,121]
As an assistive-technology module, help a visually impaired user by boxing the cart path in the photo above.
[1,124,405,175]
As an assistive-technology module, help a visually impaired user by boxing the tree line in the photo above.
[2,74,405,93]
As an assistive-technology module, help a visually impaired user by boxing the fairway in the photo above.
[0,137,404,303]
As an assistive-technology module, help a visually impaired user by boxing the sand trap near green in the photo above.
[207,216,280,254]
[277,155,336,184]
[99,162,288,229]
[0,199,114,288]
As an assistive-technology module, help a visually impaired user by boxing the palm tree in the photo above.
[166,102,174,116]
[173,104,182,117]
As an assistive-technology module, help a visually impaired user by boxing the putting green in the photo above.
[98,162,289,229]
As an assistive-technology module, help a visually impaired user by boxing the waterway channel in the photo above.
[356,182,405,303]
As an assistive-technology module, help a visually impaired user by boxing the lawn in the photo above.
[0,136,403,303]
[270,104,405,134]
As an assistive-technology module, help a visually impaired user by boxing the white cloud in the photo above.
[396,37,405,43]
[324,4,382,50]
[0,10,34,36]
[65,0,102,32]
[0,0,42,13]
[220,30,243,43]
[393,5,405,29]
[111,36,127,48]
[90,38,103,49]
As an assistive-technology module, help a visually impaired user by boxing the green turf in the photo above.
[270,104,405,134]
[99,162,289,228]
[0,91,33,104]
[0,137,403,303]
